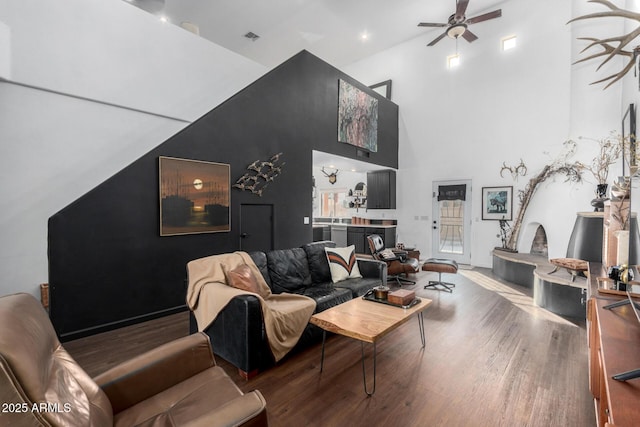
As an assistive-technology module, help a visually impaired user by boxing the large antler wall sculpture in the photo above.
[568,0,640,89]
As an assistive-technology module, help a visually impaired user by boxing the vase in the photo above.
[611,177,630,199]
[596,183,608,198]
[615,229,630,266]
[591,183,609,212]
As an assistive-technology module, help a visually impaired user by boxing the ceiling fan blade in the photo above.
[462,29,478,43]
[466,9,502,25]
[427,31,448,47]
[455,0,470,20]
[418,22,448,27]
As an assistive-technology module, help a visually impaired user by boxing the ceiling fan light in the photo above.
[447,24,466,39]
[448,54,460,69]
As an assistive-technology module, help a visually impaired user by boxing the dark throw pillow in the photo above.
[224,264,268,298]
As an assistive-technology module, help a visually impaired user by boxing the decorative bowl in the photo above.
[373,285,390,300]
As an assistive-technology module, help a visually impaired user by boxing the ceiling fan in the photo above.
[418,0,502,47]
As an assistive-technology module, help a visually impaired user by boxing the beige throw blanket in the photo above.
[186,251,316,362]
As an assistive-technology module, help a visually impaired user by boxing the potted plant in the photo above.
[575,134,622,211]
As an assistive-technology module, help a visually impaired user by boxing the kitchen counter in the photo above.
[313,222,396,228]
[345,224,396,228]
[312,223,396,253]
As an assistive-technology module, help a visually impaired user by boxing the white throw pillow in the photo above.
[325,245,362,283]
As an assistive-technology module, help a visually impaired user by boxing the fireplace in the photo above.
[530,225,548,257]
[518,221,549,258]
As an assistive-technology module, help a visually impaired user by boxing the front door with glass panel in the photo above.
[432,180,472,264]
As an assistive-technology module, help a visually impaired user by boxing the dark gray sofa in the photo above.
[189,241,386,378]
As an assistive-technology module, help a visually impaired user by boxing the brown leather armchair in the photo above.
[367,234,419,285]
[0,293,268,427]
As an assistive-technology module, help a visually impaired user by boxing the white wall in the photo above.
[2,0,637,301]
[344,0,635,267]
[0,0,265,297]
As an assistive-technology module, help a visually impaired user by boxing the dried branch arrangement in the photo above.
[502,141,583,251]
[573,134,623,184]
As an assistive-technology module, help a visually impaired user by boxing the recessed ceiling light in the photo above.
[181,22,200,35]
[360,31,369,41]
[502,35,517,51]
[159,15,169,23]
[448,54,460,69]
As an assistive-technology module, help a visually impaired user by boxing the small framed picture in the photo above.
[482,186,513,221]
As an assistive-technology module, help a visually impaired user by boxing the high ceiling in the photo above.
[125,0,505,68]
[124,0,506,172]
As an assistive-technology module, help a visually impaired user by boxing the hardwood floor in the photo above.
[65,268,594,427]
[64,311,190,376]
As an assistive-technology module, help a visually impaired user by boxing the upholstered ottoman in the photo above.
[422,258,458,292]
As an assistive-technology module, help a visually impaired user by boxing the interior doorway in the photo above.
[240,204,274,252]
[431,180,472,264]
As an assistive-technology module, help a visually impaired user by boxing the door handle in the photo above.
[241,233,249,238]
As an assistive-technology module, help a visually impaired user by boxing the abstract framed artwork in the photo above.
[159,156,230,236]
[338,79,378,152]
[482,186,513,220]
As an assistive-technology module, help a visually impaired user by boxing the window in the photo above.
[320,189,349,217]
[438,199,464,254]
[502,35,517,51]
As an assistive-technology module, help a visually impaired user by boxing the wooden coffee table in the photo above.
[310,296,432,396]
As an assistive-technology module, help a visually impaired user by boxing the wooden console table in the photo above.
[587,263,640,427]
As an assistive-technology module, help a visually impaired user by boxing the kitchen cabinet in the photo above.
[313,225,330,242]
[367,170,396,209]
[347,227,367,254]
[347,226,396,254]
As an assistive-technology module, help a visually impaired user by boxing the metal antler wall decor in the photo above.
[233,153,285,196]
[500,159,528,181]
[568,0,640,89]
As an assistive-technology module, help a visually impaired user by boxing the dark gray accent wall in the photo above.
[48,51,399,340]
